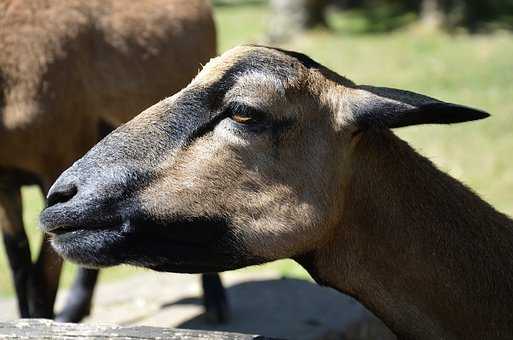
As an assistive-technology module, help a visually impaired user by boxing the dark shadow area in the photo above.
[161,296,202,309]
[213,0,266,8]
[330,1,513,34]
[0,74,5,130]
[358,7,417,33]
[158,278,394,340]
[330,3,416,35]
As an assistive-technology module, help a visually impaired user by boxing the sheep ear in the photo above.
[351,85,490,129]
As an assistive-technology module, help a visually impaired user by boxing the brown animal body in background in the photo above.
[1,0,228,323]
[40,45,513,339]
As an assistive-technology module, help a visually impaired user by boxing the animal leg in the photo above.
[27,176,67,318]
[0,181,31,317]
[201,273,230,323]
[29,233,63,318]
[56,267,99,322]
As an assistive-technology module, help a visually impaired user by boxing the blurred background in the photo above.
[1,0,512,335]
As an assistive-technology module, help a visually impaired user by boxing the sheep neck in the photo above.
[300,129,513,340]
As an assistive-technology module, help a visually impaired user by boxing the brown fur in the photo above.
[41,46,511,339]
[1,0,216,318]
[305,129,513,339]
[0,0,215,180]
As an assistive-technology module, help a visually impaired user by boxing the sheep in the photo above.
[1,0,229,323]
[39,45,513,339]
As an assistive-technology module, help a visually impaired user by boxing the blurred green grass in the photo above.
[2,1,513,297]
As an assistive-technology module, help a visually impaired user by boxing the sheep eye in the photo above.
[226,104,266,126]
[231,113,255,124]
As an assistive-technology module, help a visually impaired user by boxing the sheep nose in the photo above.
[47,182,78,208]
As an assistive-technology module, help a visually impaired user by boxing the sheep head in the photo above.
[39,45,488,273]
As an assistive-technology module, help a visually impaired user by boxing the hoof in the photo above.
[55,300,91,323]
[205,297,230,324]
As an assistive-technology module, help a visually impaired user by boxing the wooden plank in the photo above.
[0,319,277,339]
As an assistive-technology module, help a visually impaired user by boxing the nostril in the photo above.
[47,183,78,208]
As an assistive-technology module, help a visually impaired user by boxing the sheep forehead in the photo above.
[192,45,310,90]
[192,45,255,85]
[223,70,287,109]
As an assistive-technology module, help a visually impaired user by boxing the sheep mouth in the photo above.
[49,225,77,236]
[47,214,245,272]
[50,229,246,273]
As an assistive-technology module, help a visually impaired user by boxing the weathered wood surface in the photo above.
[0,319,275,340]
